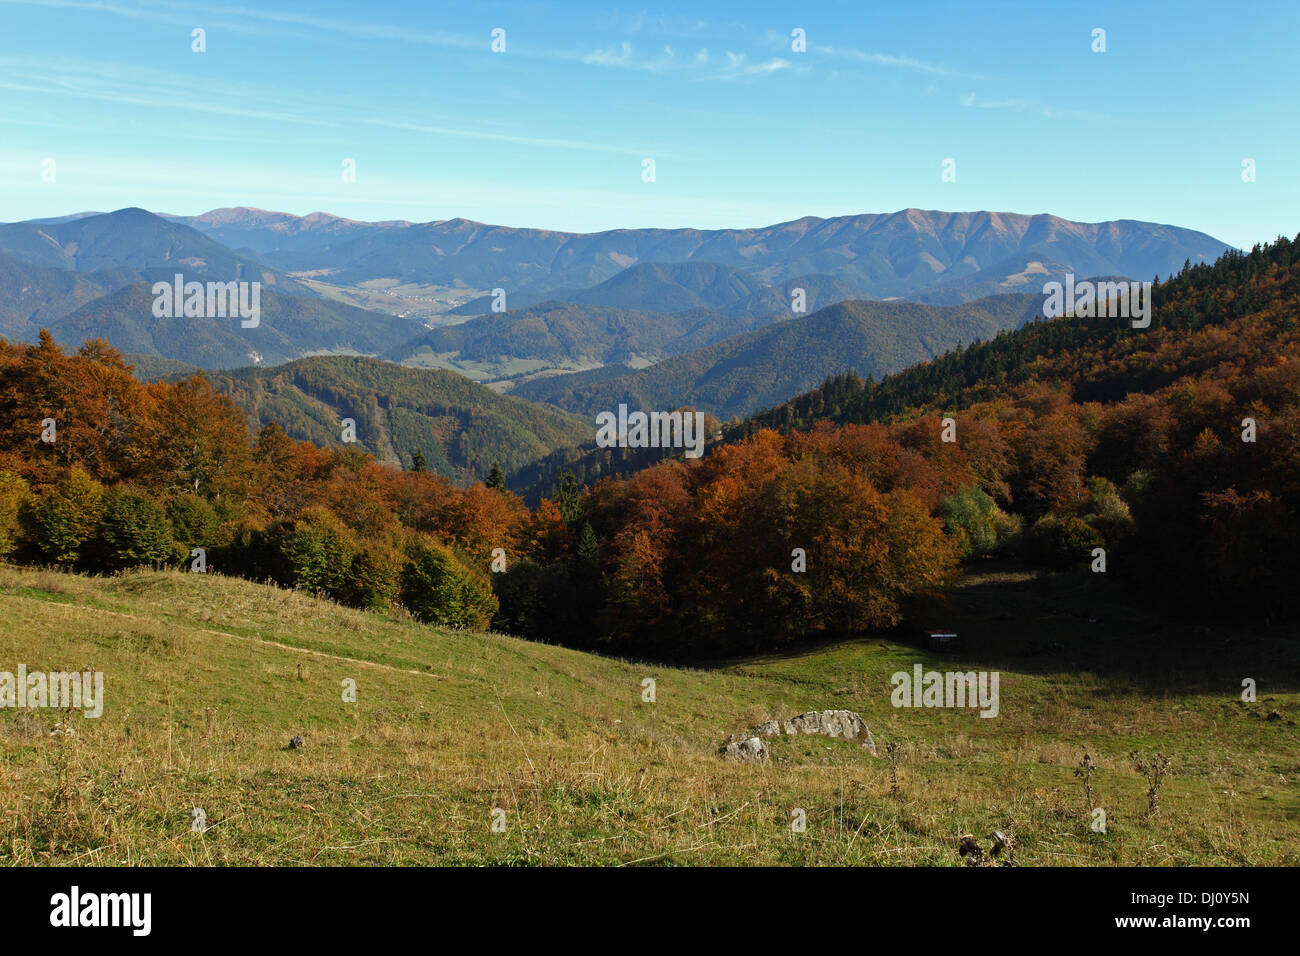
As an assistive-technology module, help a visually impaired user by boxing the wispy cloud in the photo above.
[0,0,482,47]
[712,52,791,80]
[580,41,788,80]
[4,0,781,83]
[0,50,668,159]
[0,55,337,125]
[582,42,635,68]
[814,44,979,79]
[580,41,723,75]
[364,118,666,157]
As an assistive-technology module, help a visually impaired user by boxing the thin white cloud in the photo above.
[582,42,634,67]
[3,0,774,80]
[815,43,979,79]
[579,41,709,75]
[364,118,667,158]
[0,51,666,157]
[712,52,791,80]
[0,56,338,125]
[0,0,482,47]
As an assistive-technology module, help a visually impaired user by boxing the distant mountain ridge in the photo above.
[236,207,1229,304]
[0,208,296,283]
[163,207,414,253]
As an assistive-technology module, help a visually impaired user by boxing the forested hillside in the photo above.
[501,236,1300,654]
[207,355,590,481]
[0,251,113,340]
[730,237,1300,616]
[49,283,418,369]
[515,293,1041,423]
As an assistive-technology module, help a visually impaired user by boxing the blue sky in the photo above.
[0,0,1296,248]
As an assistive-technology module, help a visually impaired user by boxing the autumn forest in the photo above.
[1,236,1296,660]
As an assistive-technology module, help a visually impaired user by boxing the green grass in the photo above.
[0,562,1296,866]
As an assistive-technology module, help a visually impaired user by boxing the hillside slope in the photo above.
[448,261,779,316]
[749,239,1300,433]
[48,283,419,369]
[0,251,113,340]
[392,300,710,369]
[0,208,311,296]
[0,564,1293,866]
[517,293,1043,422]
[207,355,590,480]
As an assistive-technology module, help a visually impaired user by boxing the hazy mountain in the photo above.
[647,273,871,352]
[0,251,115,340]
[390,301,714,367]
[0,208,313,296]
[164,206,414,253]
[6,212,105,225]
[261,208,1230,302]
[450,261,775,316]
[0,210,274,280]
[575,261,770,311]
[511,293,1044,421]
[206,355,590,482]
[717,274,866,317]
[394,269,878,370]
[48,281,419,369]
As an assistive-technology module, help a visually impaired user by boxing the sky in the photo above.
[0,0,1296,249]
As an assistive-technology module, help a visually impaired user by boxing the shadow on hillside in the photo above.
[704,561,1300,696]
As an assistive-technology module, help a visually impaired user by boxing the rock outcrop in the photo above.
[721,709,876,761]
[757,710,876,753]
[719,736,769,764]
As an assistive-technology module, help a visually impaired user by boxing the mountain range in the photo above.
[0,203,1234,485]
[240,207,1227,303]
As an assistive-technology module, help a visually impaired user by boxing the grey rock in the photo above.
[719,736,769,764]
[784,710,877,752]
[736,709,877,755]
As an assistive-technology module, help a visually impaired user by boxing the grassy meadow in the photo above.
[0,562,1295,866]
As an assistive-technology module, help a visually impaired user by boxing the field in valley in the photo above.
[0,563,1295,866]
